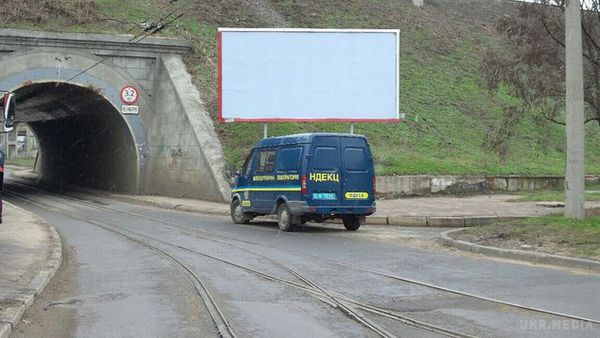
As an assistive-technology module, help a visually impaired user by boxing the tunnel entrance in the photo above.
[14,82,138,192]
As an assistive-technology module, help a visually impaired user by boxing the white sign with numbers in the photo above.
[120,85,139,104]
[121,105,139,115]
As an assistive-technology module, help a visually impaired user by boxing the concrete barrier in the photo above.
[387,216,427,227]
[376,175,600,197]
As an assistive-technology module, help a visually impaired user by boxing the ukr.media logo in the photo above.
[520,319,595,331]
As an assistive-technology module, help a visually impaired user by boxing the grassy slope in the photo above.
[2,0,600,175]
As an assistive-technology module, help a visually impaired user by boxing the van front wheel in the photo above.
[231,199,252,224]
[277,203,296,232]
[343,216,361,231]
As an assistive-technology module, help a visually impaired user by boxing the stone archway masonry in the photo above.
[0,29,230,201]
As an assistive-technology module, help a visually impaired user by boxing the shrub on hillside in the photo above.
[0,0,97,25]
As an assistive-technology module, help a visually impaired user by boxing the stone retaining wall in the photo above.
[376,175,599,197]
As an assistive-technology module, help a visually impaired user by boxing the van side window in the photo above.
[345,147,368,172]
[276,147,302,172]
[241,149,255,176]
[313,146,339,171]
[257,149,277,173]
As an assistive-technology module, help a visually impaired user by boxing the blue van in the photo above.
[230,133,376,231]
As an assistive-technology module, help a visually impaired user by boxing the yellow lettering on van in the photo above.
[252,175,275,181]
[309,172,339,183]
[276,174,299,181]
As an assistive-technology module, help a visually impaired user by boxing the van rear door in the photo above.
[306,136,342,206]
[341,137,374,206]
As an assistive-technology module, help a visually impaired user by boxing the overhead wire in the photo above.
[1,7,185,136]
[61,12,184,86]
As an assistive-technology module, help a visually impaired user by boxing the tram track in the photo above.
[6,180,600,336]
[5,186,237,338]
[7,181,475,337]
[7,187,406,337]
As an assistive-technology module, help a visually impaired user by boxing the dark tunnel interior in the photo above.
[12,82,137,192]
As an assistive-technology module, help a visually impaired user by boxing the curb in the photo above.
[373,215,524,227]
[111,197,230,217]
[438,228,600,273]
[90,194,522,228]
[0,169,548,228]
[0,206,63,338]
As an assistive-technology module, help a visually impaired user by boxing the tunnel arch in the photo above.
[0,51,152,192]
[20,82,138,191]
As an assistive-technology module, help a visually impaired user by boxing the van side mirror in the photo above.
[2,92,15,132]
[228,165,239,186]
[229,164,239,177]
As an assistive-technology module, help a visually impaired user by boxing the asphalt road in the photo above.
[6,180,600,338]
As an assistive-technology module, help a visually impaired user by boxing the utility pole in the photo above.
[565,0,585,219]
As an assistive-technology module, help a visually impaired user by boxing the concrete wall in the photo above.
[106,56,157,94]
[146,55,230,201]
[0,29,231,200]
[375,175,589,197]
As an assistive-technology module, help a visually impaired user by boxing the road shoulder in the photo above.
[439,227,600,273]
[0,202,62,338]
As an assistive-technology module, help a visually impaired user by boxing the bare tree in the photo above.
[482,0,600,127]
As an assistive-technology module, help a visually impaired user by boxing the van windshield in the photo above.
[241,149,255,176]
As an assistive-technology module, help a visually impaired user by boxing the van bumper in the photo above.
[286,201,376,216]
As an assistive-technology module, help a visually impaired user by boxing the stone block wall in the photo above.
[375,175,590,197]
[145,55,230,201]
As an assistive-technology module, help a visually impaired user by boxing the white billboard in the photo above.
[218,28,400,123]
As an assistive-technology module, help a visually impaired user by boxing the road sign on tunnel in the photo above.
[120,85,139,104]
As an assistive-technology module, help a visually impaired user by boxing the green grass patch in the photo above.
[515,215,600,229]
[455,215,600,259]
[588,180,600,190]
[6,157,35,168]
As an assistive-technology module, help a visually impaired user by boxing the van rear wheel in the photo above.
[343,216,361,231]
[231,199,252,224]
[277,203,296,232]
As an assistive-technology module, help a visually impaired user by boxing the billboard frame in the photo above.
[217,27,400,123]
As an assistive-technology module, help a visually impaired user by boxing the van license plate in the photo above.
[312,193,337,200]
